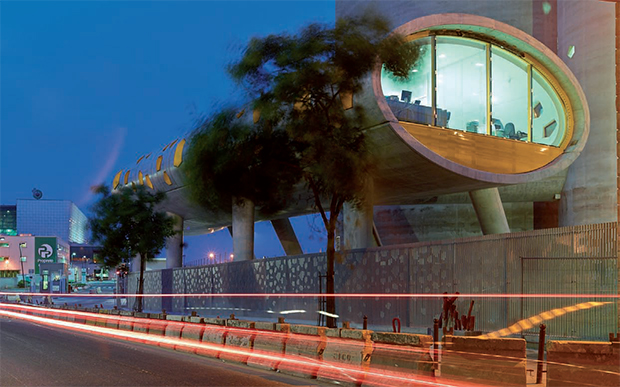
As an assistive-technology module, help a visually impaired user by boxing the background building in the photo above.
[0,205,17,236]
[0,235,70,284]
[16,199,89,244]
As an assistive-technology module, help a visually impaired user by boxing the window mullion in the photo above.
[486,43,492,136]
[431,35,437,127]
[527,64,533,142]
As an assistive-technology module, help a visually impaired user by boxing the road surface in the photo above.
[0,315,327,386]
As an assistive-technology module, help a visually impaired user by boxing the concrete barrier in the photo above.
[84,311,104,327]
[197,319,228,359]
[221,319,256,364]
[117,316,135,332]
[547,340,620,386]
[178,323,206,354]
[132,318,150,334]
[247,322,290,371]
[278,324,326,379]
[105,314,120,329]
[95,310,110,327]
[441,335,526,386]
[160,321,185,349]
[362,332,433,387]
[165,314,185,322]
[317,328,373,386]
[72,310,88,325]
[147,319,169,336]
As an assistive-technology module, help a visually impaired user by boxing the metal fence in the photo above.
[129,222,617,340]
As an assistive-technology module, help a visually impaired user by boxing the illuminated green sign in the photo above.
[34,237,57,274]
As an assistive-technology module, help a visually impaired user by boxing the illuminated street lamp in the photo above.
[18,242,27,287]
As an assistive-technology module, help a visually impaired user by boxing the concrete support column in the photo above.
[232,196,255,261]
[165,212,184,269]
[130,254,141,273]
[343,178,376,249]
[271,218,303,256]
[469,188,510,235]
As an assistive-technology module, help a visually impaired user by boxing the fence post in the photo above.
[433,318,439,377]
[537,324,546,384]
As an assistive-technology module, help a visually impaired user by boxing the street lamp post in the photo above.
[18,242,27,288]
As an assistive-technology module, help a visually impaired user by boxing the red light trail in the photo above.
[1,292,618,298]
[0,304,487,387]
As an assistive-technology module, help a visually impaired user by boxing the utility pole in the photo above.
[18,242,27,288]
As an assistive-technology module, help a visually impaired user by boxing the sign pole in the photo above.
[18,243,26,287]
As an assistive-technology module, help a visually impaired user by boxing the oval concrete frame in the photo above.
[371,13,589,185]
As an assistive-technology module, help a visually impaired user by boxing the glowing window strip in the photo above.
[145,174,154,189]
[113,170,123,189]
[138,171,144,185]
[123,171,130,185]
[173,139,185,167]
[156,156,163,172]
[163,171,173,186]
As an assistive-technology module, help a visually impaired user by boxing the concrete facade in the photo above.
[557,0,617,226]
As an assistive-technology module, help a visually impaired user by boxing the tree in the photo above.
[89,185,176,312]
[229,12,420,327]
[183,107,301,259]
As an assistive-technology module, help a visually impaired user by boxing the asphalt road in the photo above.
[0,316,327,387]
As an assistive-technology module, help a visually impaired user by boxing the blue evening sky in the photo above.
[1,1,334,263]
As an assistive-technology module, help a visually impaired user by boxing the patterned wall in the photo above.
[128,222,617,339]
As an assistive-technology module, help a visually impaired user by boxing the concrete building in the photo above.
[111,0,617,271]
[337,0,617,245]
[0,235,70,278]
[0,199,95,284]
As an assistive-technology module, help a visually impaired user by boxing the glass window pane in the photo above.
[532,69,565,146]
[436,37,487,132]
[381,37,433,125]
[491,47,529,141]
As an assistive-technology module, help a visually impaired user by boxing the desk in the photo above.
[386,99,450,127]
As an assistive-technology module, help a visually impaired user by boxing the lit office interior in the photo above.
[381,35,565,147]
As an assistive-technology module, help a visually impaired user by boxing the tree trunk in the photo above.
[326,223,337,328]
[136,253,145,312]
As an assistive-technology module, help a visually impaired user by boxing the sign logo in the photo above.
[34,237,58,274]
[38,244,53,258]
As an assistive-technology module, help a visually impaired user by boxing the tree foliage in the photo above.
[229,12,419,327]
[183,107,300,216]
[89,184,176,311]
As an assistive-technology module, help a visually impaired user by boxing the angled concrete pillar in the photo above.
[469,188,510,235]
[271,218,303,256]
[232,196,255,261]
[343,178,376,249]
[165,212,184,269]
[131,254,141,273]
